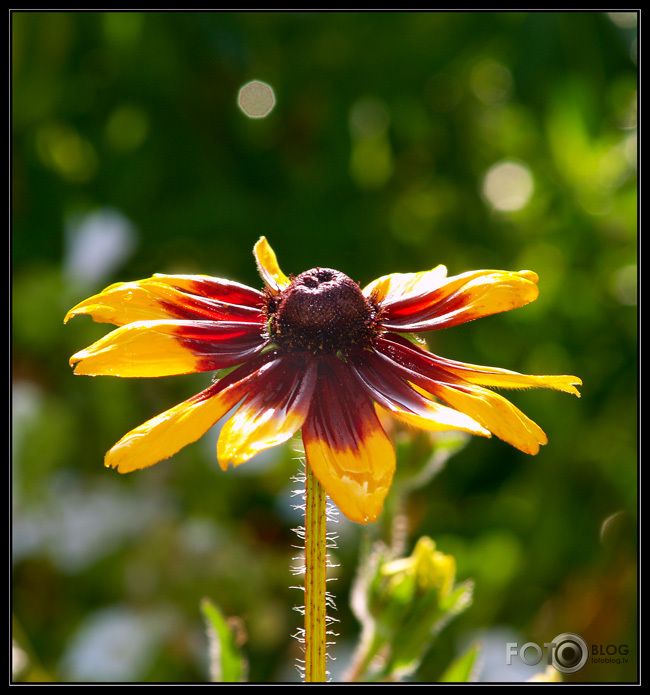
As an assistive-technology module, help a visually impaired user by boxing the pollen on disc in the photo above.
[238,81,276,118]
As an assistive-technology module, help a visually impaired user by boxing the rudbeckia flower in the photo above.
[66,238,581,524]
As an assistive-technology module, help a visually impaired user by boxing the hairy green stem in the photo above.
[304,464,328,682]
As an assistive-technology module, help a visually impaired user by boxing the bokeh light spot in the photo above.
[105,105,150,152]
[607,12,637,29]
[348,97,393,189]
[349,96,390,140]
[35,123,98,183]
[610,264,637,305]
[470,59,513,105]
[102,11,144,46]
[238,80,276,119]
[482,159,534,212]
[64,207,138,287]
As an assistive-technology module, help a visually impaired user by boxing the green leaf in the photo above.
[439,641,482,683]
[200,598,246,683]
[433,579,474,636]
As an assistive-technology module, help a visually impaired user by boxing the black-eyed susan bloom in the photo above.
[66,238,581,524]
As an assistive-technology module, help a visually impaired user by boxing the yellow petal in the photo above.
[69,319,264,377]
[64,275,263,326]
[64,275,262,326]
[382,400,490,437]
[433,382,548,455]
[64,278,191,326]
[380,269,540,331]
[378,334,582,397]
[350,353,490,438]
[105,352,281,472]
[363,265,448,305]
[304,413,395,525]
[302,357,396,524]
[150,274,264,304]
[105,379,249,473]
[217,358,317,467]
[253,237,290,294]
[435,357,582,396]
[70,320,203,377]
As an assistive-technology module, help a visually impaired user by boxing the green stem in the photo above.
[344,627,386,682]
[304,464,328,682]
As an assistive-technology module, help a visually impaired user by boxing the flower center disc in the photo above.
[268,268,378,355]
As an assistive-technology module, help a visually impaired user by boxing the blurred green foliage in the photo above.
[12,11,637,683]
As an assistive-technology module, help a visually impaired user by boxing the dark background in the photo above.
[12,11,637,683]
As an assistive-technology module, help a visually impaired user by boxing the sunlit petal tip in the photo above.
[217,457,231,472]
[104,443,142,474]
[64,296,108,324]
[216,413,286,470]
[216,426,283,469]
[305,440,395,525]
[362,265,449,304]
[63,282,138,326]
[216,416,301,470]
[215,445,247,470]
[520,427,548,456]
[518,270,539,284]
[253,236,290,294]
[69,347,108,376]
[217,356,317,470]
[505,373,582,397]
[432,382,551,455]
[545,374,582,397]
[69,352,84,371]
